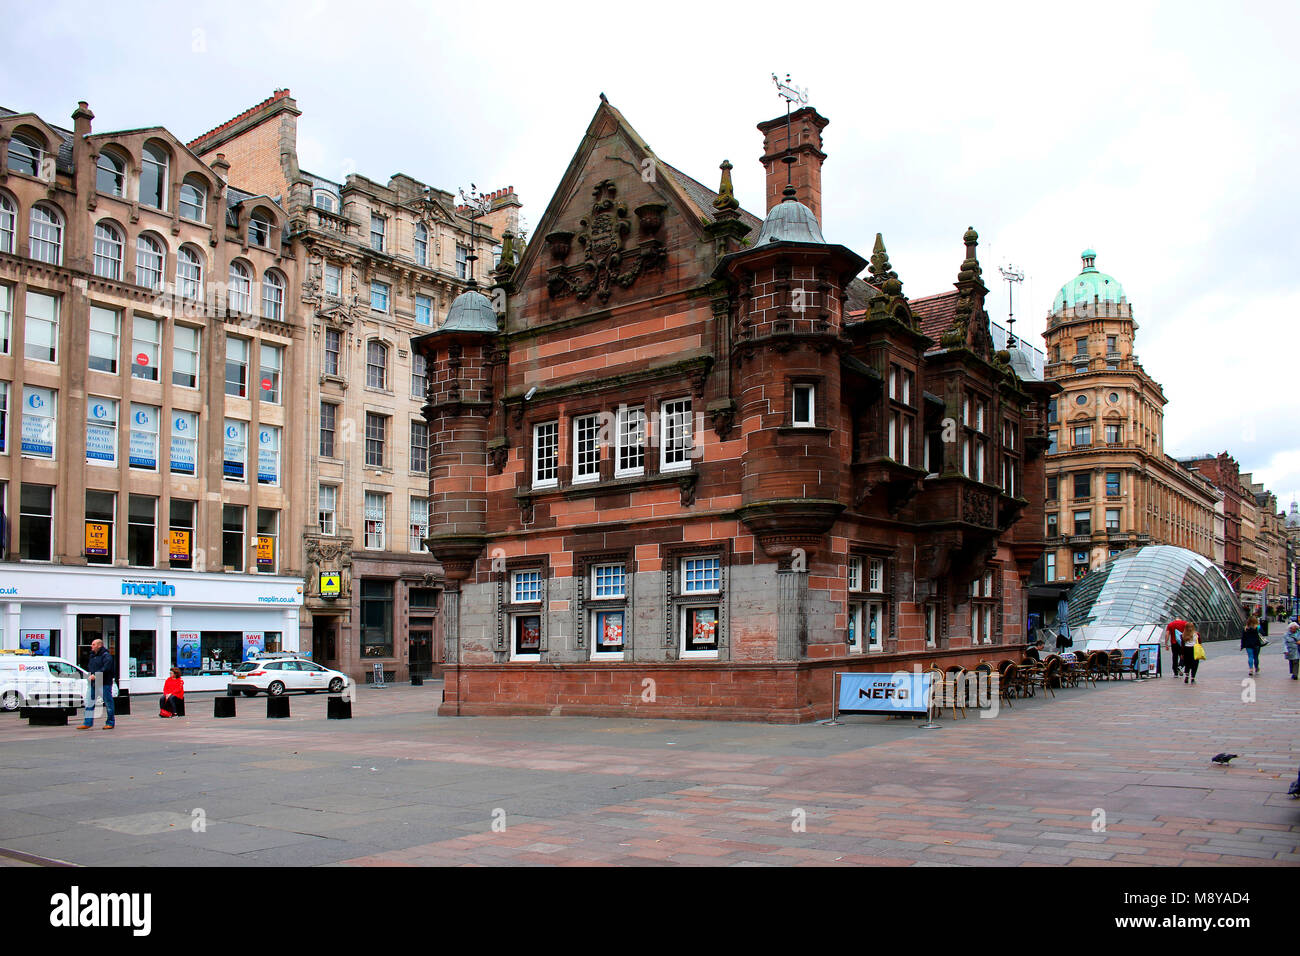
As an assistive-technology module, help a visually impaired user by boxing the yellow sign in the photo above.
[85,522,109,556]
[169,529,191,562]
[257,536,274,567]
[319,572,341,596]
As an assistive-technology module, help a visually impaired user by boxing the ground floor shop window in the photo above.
[511,613,542,659]
[682,605,719,654]
[593,609,625,657]
[129,629,155,678]
[360,580,393,658]
[506,568,544,661]
[172,630,241,675]
[19,628,59,657]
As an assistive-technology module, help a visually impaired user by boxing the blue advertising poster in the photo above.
[170,414,196,474]
[21,630,50,656]
[128,406,157,469]
[838,671,932,715]
[242,632,264,662]
[176,632,201,669]
[1138,643,1160,675]
[257,430,277,484]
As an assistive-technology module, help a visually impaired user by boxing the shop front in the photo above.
[0,566,304,695]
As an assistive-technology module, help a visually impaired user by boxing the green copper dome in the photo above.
[1052,249,1126,312]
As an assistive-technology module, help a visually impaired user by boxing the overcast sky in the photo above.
[3,0,1297,512]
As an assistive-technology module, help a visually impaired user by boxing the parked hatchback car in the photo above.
[227,658,349,697]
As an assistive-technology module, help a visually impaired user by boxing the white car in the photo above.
[0,654,92,710]
[227,658,349,697]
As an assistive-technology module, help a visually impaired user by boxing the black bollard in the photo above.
[327,696,351,719]
[27,708,70,726]
[115,688,131,716]
[214,697,236,718]
[266,696,290,719]
[410,673,424,686]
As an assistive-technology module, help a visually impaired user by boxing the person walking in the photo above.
[1182,624,1202,685]
[158,667,184,718]
[1284,622,1300,681]
[1165,619,1188,678]
[76,638,116,730]
[1242,615,1262,676]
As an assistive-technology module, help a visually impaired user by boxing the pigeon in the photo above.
[1288,779,1300,799]
[1211,753,1239,765]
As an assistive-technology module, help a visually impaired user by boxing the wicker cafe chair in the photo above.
[996,660,1017,707]
[1107,649,1126,680]
[927,666,966,719]
[1087,650,1110,682]
[1070,653,1096,688]
[1023,657,1057,699]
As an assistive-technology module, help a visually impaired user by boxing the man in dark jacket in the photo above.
[77,639,116,730]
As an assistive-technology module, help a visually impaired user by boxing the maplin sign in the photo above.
[121,580,176,599]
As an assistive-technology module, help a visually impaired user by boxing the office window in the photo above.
[0,381,7,452]
[616,405,645,478]
[170,410,197,475]
[256,509,278,573]
[1074,510,1092,536]
[1073,425,1092,447]
[256,425,280,485]
[1105,423,1122,445]
[173,325,199,389]
[135,234,164,291]
[415,293,433,325]
[222,505,245,571]
[0,284,10,352]
[1047,475,1058,500]
[456,244,470,279]
[366,341,388,389]
[248,210,272,248]
[85,490,115,566]
[96,150,125,196]
[1046,513,1058,537]
[1047,429,1058,455]
[88,305,120,374]
[320,402,337,458]
[131,315,161,381]
[318,484,337,536]
[177,246,202,301]
[1106,508,1121,531]
[323,328,341,376]
[411,353,427,399]
[29,205,63,265]
[25,291,58,363]
[128,404,159,470]
[365,413,387,467]
[324,262,342,298]
[364,492,387,549]
[86,397,118,465]
[140,143,168,210]
[128,495,156,568]
[223,419,247,481]
[1073,472,1091,499]
[0,195,12,253]
[848,556,862,592]
[792,383,815,427]
[533,421,558,488]
[7,133,43,176]
[314,191,337,213]
[20,484,54,561]
[21,386,56,458]
[360,580,395,658]
[1074,336,1088,357]
[409,497,429,552]
[93,222,124,279]
[370,281,389,313]
[179,175,206,223]
[1045,552,1056,582]
[370,214,386,252]
[262,270,284,320]
[660,398,693,472]
[259,344,282,404]
[410,420,428,473]
[414,223,428,266]
[970,570,995,645]
[227,262,252,313]
[225,337,248,397]
[169,499,194,570]
[574,413,601,483]
[1106,471,1121,497]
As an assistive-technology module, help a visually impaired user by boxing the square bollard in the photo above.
[115,689,131,716]
[327,696,351,719]
[266,696,290,719]
[26,708,70,726]
[214,697,236,718]
[410,674,424,686]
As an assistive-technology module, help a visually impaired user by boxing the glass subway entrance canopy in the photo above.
[1066,546,1244,644]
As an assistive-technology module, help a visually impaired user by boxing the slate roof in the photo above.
[0,106,75,173]
[660,162,763,234]
[908,290,960,341]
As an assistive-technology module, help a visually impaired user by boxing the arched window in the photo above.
[248,208,272,247]
[93,221,124,279]
[313,191,337,213]
[179,174,207,222]
[177,246,203,301]
[366,340,388,390]
[262,270,284,320]
[96,149,126,197]
[414,222,428,266]
[0,193,15,254]
[135,233,165,291]
[140,142,168,210]
[28,204,63,264]
[228,261,252,313]
[6,132,43,176]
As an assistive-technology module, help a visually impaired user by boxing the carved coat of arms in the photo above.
[546,180,666,303]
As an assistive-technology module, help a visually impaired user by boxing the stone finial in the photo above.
[868,233,903,296]
[713,160,740,216]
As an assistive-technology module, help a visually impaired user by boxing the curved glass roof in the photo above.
[1066,545,1244,643]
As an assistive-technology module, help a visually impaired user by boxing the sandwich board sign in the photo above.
[836,671,931,715]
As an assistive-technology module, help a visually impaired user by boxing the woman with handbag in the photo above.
[1284,622,1300,681]
[1183,624,1203,684]
[1242,615,1262,677]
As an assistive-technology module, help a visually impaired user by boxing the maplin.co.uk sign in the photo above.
[121,581,176,599]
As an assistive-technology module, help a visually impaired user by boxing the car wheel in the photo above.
[242,688,259,698]
[328,678,344,693]
[0,690,23,711]
[267,681,285,697]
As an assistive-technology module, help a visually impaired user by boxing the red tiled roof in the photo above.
[188,89,291,150]
[909,290,959,341]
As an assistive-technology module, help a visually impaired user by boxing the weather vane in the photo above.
[458,184,491,288]
[771,73,809,195]
[999,264,1025,347]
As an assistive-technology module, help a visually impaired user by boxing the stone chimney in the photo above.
[757,106,828,221]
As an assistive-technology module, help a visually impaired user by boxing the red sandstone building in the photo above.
[414,99,1057,722]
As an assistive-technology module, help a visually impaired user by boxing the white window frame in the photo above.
[0,283,10,353]
[364,491,387,550]
[177,246,203,301]
[179,177,206,223]
[792,383,815,427]
[409,496,429,552]
[262,271,284,320]
[135,234,164,292]
[573,414,601,484]
[0,194,13,254]
[170,410,198,475]
[318,484,337,536]
[259,343,282,404]
[659,397,693,473]
[415,293,433,326]
[228,262,252,314]
[223,418,247,482]
[85,396,118,466]
[88,305,120,374]
[532,421,559,489]
[256,425,281,486]
[370,280,390,313]
[324,328,341,376]
[131,314,161,381]
[847,556,862,592]
[591,563,626,599]
[28,205,63,265]
[24,290,58,363]
[173,325,200,390]
[93,222,123,280]
[615,405,645,478]
[414,223,428,266]
[21,386,57,460]
[129,403,160,471]
[324,263,342,298]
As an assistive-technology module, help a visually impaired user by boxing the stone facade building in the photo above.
[414,98,1057,722]
[188,91,516,682]
[1040,252,1219,584]
[0,101,307,694]
[1183,452,1248,588]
